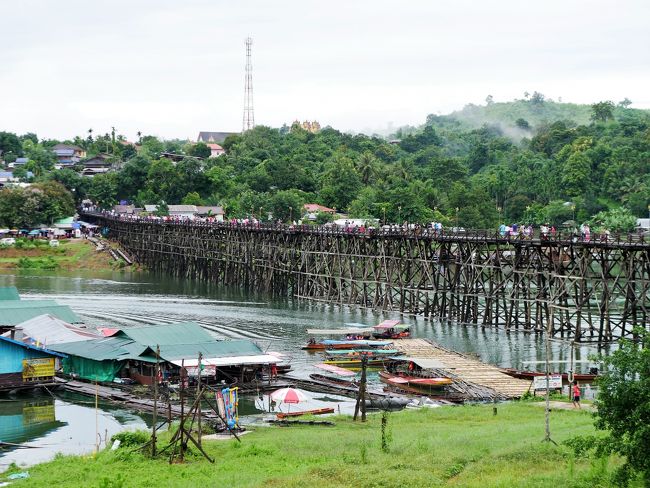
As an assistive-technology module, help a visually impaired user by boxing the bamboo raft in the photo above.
[392,339,532,400]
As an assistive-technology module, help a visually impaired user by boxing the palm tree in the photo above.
[356,151,378,185]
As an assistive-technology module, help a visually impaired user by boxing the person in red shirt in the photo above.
[572,381,581,409]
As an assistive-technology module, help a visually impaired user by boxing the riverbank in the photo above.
[0,239,127,271]
[2,401,630,488]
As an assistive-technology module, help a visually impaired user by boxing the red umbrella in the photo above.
[270,387,309,414]
[270,387,308,404]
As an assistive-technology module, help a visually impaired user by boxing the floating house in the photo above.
[50,322,279,385]
[0,299,82,327]
[0,335,66,392]
[9,314,99,346]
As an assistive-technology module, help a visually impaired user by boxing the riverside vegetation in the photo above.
[1,401,642,488]
[0,96,648,230]
[0,239,117,271]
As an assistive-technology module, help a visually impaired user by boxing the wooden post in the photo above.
[94,380,99,454]
[197,352,202,447]
[360,356,367,422]
[180,359,185,462]
[152,345,160,457]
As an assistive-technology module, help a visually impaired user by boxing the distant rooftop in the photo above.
[197,131,237,144]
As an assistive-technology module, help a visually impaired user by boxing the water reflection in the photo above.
[0,392,148,470]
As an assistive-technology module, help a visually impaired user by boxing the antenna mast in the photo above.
[242,37,255,132]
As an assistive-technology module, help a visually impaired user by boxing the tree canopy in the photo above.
[1,98,649,226]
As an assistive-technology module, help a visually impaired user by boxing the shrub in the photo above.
[110,430,149,448]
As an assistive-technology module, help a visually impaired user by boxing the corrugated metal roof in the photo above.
[117,322,214,346]
[0,300,82,325]
[50,337,155,362]
[14,314,99,345]
[172,354,278,368]
[0,287,20,301]
[0,335,67,358]
[158,339,262,361]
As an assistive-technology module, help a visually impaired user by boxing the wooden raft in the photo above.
[393,339,531,399]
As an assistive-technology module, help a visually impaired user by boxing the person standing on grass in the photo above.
[572,380,581,409]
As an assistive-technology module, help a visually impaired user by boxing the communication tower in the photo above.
[242,37,255,132]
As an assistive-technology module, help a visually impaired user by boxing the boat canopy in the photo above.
[375,320,401,328]
[171,354,279,368]
[374,323,410,330]
[321,339,392,346]
[388,356,446,369]
[326,349,400,355]
[306,327,375,335]
[314,363,357,376]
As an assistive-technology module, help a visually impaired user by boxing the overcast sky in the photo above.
[1,0,648,141]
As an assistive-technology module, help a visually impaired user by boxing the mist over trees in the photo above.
[1,97,649,229]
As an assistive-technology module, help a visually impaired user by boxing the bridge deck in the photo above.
[393,339,531,398]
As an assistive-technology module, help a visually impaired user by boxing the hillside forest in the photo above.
[0,96,648,231]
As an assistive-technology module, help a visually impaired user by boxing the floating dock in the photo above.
[393,339,531,400]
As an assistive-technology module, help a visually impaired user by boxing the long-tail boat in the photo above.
[322,350,402,367]
[276,407,335,419]
[500,368,599,382]
[379,371,452,394]
[371,320,411,339]
[302,339,393,351]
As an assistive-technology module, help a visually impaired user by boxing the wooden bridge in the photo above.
[85,213,650,346]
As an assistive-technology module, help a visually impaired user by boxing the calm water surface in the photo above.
[0,392,149,470]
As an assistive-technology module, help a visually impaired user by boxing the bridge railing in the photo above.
[81,210,649,247]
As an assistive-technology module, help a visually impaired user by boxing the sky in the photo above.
[1,0,649,141]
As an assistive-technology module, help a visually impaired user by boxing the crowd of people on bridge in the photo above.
[81,204,635,243]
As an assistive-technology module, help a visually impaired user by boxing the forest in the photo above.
[0,96,648,231]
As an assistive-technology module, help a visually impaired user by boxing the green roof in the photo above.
[50,337,156,363]
[0,300,82,325]
[117,322,214,346]
[0,287,20,301]
[158,340,262,361]
[54,217,75,225]
[50,323,262,364]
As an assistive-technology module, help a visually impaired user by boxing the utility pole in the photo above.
[242,37,255,132]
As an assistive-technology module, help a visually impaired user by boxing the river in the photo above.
[0,269,601,468]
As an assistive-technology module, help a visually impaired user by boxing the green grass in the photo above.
[1,402,635,488]
[0,240,116,271]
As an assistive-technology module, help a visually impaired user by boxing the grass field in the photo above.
[1,401,633,488]
[0,239,117,271]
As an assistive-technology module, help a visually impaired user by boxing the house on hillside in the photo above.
[197,131,237,144]
[303,203,337,221]
[144,204,198,219]
[0,335,66,392]
[113,205,137,215]
[196,206,225,221]
[52,144,86,159]
[52,144,86,168]
[80,154,113,176]
[206,143,225,157]
[8,158,28,168]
